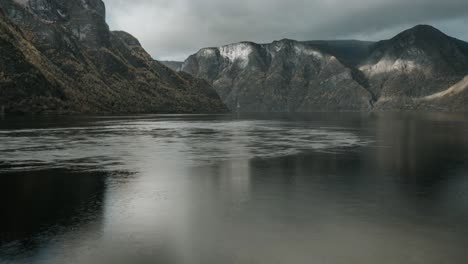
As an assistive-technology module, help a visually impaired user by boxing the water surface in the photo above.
[1,113,468,264]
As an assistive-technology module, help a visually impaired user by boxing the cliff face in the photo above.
[0,8,67,112]
[182,40,373,112]
[0,0,227,113]
[182,25,468,112]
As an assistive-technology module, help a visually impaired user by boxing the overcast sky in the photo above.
[103,0,468,61]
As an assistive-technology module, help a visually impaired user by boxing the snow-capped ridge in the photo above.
[218,42,254,68]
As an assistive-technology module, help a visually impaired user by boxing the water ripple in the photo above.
[0,119,370,172]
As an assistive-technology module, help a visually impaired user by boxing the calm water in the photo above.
[1,113,468,264]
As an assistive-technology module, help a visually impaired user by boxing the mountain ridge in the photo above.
[181,38,373,111]
[177,24,468,112]
[0,0,227,114]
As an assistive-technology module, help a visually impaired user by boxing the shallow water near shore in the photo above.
[1,112,468,264]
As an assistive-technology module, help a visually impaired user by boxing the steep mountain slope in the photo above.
[0,0,226,113]
[182,25,468,112]
[422,76,468,101]
[182,40,373,112]
[0,8,69,112]
[360,25,468,109]
[422,76,468,111]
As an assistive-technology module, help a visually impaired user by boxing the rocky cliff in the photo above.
[182,25,468,112]
[0,0,227,113]
[182,40,373,112]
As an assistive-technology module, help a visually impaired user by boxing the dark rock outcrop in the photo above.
[0,0,227,113]
[181,25,468,112]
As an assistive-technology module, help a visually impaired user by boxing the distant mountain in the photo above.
[182,40,373,111]
[360,25,468,110]
[303,40,374,67]
[0,0,227,113]
[160,61,183,72]
[181,25,468,112]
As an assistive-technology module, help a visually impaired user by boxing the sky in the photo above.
[103,0,468,61]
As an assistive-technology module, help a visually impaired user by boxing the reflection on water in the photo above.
[0,119,367,172]
[0,113,468,264]
[0,169,107,263]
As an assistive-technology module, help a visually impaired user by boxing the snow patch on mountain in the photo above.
[360,58,420,75]
[294,45,324,60]
[219,43,253,68]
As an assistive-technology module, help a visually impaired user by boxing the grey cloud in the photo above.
[103,0,468,61]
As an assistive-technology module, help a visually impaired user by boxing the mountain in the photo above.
[0,8,66,113]
[416,76,468,111]
[182,40,373,111]
[160,61,183,72]
[0,0,227,113]
[181,25,468,112]
[360,25,468,110]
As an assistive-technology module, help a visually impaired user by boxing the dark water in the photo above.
[1,113,468,264]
